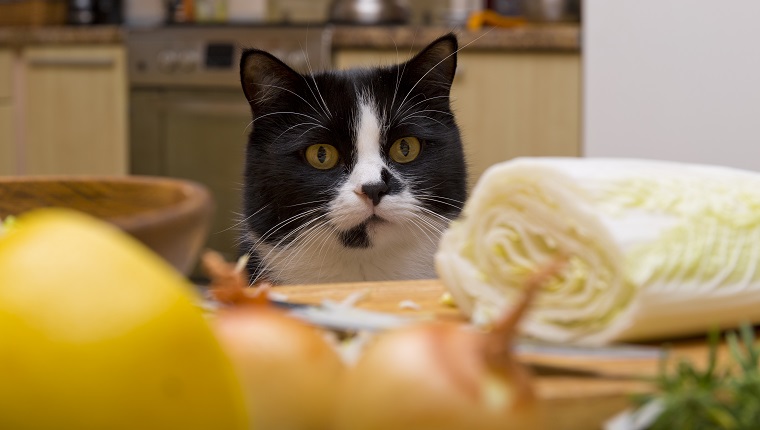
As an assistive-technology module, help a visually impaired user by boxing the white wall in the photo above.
[583,0,760,171]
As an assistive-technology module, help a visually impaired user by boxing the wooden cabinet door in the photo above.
[0,104,13,176]
[453,52,581,185]
[162,90,251,261]
[335,49,581,188]
[0,49,14,176]
[23,46,127,175]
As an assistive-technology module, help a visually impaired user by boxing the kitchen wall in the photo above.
[584,0,760,171]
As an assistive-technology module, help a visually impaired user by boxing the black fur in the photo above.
[239,33,467,282]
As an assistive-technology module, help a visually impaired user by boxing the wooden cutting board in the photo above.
[271,279,738,430]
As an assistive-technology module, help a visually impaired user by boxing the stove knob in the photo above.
[179,51,200,72]
[157,50,180,73]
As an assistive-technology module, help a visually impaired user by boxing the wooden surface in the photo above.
[0,25,123,47]
[0,104,13,176]
[0,49,12,176]
[334,50,581,190]
[0,49,11,99]
[22,45,127,176]
[272,279,732,430]
[0,177,212,275]
[331,24,581,51]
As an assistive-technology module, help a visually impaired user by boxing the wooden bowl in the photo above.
[0,176,213,275]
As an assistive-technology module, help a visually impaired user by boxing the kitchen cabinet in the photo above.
[0,49,13,176]
[130,89,251,261]
[22,46,127,175]
[335,49,581,188]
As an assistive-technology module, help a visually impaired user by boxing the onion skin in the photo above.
[332,261,563,430]
[333,322,544,430]
[202,250,344,430]
[214,307,344,430]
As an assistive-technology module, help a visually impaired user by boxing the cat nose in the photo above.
[360,182,389,206]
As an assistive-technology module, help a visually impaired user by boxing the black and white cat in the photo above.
[238,34,467,285]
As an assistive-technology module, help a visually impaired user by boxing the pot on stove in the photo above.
[328,0,410,25]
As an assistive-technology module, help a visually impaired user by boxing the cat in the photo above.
[238,33,467,285]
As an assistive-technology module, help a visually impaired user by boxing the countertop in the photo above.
[0,24,580,51]
[0,25,124,47]
[331,24,581,51]
[271,278,734,430]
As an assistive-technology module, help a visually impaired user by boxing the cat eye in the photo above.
[389,137,421,164]
[305,144,340,170]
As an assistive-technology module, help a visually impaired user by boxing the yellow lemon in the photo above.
[0,209,247,430]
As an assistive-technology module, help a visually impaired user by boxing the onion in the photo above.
[202,251,344,430]
[332,260,564,430]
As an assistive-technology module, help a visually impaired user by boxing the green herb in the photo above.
[641,323,760,429]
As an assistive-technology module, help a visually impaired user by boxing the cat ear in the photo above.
[240,49,303,114]
[403,33,458,92]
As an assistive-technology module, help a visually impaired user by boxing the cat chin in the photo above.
[243,220,442,284]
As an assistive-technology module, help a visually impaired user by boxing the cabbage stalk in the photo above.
[435,158,760,345]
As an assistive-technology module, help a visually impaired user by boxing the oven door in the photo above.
[131,89,251,263]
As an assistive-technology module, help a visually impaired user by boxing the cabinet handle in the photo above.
[27,57,115,68]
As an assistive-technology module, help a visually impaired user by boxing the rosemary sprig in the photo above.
[641,323,760,430]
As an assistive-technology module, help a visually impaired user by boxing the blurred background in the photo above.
[1,0,758,262]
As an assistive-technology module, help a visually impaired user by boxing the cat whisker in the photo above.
[245,208,324,257]
[300,75,331,120]
[313,224,342,281]
[419,194,465,205]
[386,28,420,117]
[401,216,436,246]
[392,95,450,123]
[416,196,465,211]
[297,125,324,139]
[410,180,448,194]
[414,205,458,226]
[388,44,404,121]
[239,205,328,254]
[254,214,327,283]
[398,121,425,129]
[395,29,494,120]
[300,41,333,120]
[245,214,319,257]
[403,214,444,249]
[283,199,331,208]
[272,219,335,282]
[217,203,272,234]
[411,219,447,245]
[253,111,321,124]
[273,122,328,143]
[253,82,324,119]
[392,92,426,123]
[410,109,455,118]
[398,114,448,128]
[244,119,254,134]
[249,213,329,284]
[411,203,452,225]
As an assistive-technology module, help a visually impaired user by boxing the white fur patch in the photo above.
[329,98,386,230]
[354,101,385,185]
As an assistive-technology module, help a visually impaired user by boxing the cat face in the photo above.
[239,34,467,284]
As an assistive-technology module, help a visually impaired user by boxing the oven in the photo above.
[127,27,332,263]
